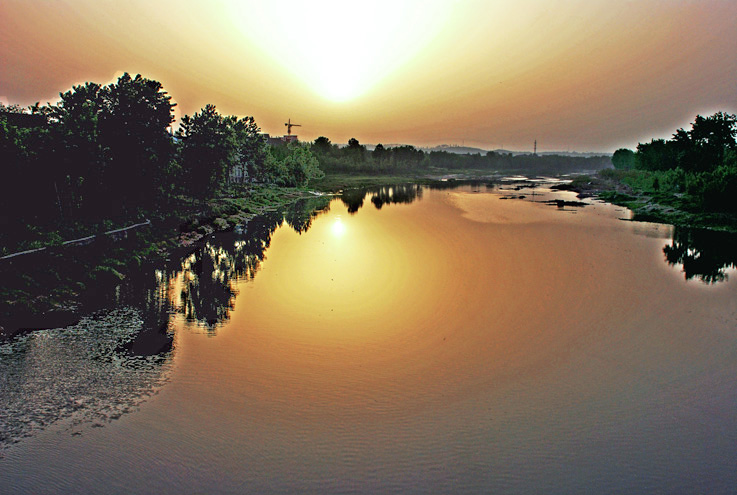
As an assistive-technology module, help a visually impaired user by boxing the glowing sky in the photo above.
[1,0,735,151]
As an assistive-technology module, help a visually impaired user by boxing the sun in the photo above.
[331,218,346,237]
[230,1,451,102]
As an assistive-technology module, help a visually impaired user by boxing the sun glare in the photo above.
[331,217,346,237]
[231,1,451,102]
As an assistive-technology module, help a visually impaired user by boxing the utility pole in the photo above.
[534,139,537,155]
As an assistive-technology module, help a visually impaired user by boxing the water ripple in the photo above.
[0,308,173,451]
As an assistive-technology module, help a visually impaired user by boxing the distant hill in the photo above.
[421,144,489,155]
[511,150,613,158]
[422,145,611,158]
[342,143,611,157]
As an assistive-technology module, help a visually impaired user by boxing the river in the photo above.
[2,181,736,493]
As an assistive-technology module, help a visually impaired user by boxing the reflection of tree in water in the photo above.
[340,188,366,214]
[1,198,335,449]
[663,227,737,283]
[170,198,332,330]
[340,181,491,214]
[340,184,424,213]
[283,196,331,234]
[370,185,423,209]
[0,308,174,450]
[176,211,281,331]
[180,246,239,328]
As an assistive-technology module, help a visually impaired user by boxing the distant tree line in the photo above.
[310,136,611,175]
[0,73,323,243]
[612,112,737,212]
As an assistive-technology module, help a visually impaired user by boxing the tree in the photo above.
[634,112,737,173]
[611,148,635,169]
[263,143,324,187]
[47,82,107,216]
[372,143,386,161]
[0,115,37,221]
[0,102,25,113]
[347,137,364,151]
[99,73,176,209]
[690,112,737,149]
[636,139,678,171]
[684,112,737,172]
[283,144,324,186]
[345,137,366,162]
[233,115,265,181]
[178,104,239,197]
[390,145,424,167]
[312,136,333,154]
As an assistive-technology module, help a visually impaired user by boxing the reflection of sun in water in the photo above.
[332,218,346,237]
[231,1,451,102]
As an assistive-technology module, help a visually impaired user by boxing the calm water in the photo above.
[2,182,737,494]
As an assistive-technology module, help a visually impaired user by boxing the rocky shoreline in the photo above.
[551,172,737,233]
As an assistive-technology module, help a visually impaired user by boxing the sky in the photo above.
[1,0,735,152]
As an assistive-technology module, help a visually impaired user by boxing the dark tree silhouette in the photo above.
[612,148,635,169]
[178,104,241,197]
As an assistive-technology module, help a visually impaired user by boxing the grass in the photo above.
[594,169,737,232]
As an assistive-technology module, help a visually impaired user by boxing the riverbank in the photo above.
[555,169,737,233]
[4,174,475,337]
[5,168,734,338]
[0,184,330,339]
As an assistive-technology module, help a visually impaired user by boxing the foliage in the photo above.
[178,104,241,197]
[626,112,737,213]
[264,143,324,187]
[612,148,636,169]
[0,73,323,253]
[684,163,737,213]
[100,73,176,207]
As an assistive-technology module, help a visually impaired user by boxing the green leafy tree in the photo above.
[264,143,324,186]
[611,148,636,169]
[312,136,333,154]
[178,104,240,197]
[636,139,678,171]
[233,115,265,181]
[372,143,387,161]
[390,145,424,167]
[0,103,25,113]
[345,137,366,162]
[283,143,324,186]
[690,112,737,149]
[99,73,176,209]
[47,82,107,216]
[635,112,737,173]
[683,112,737,172]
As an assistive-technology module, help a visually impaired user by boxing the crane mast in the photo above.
[285,118,301,136]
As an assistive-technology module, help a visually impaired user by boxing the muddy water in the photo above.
[2,183,736,493]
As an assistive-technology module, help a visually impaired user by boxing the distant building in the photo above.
[260,132,299,146]
[260,133,285,146]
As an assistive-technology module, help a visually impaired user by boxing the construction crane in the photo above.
[285,118,301,136]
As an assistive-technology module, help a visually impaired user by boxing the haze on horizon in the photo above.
[1,0,735,152]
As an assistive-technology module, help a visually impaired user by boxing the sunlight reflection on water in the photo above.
[2,183,737,494]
